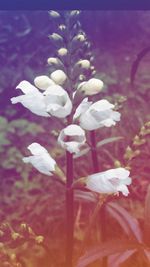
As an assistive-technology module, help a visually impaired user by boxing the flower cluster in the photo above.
[11,10,131,197]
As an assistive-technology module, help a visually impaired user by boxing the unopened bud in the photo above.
[73,33,85,42]
[49,33,63,42]
[58,47,68,56]
[70,10,81,17]
[49,11,60,18]
[35,235,44,244]
[47,57,63,67]
[59,24,66,31]
[11,232,20,240]
[77,78,103,96]
[34,76,55,90]
[50,70,67,85]
[76,59,90,69]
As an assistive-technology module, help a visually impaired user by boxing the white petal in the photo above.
[73,98,92,120]
[23,143,56,176]
[116,184,130,196]
[58,125,86,154]
[27,143,48,155]
[44,85,72,118]
[90,99,114,111]
[86,168,131,196]
[16,81,39,94]
[11,93,50,117]
[63,124,85,137]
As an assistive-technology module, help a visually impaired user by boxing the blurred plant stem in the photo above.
[79,196,105,257]
[90,130,99,173]
[66,150,74,267]
[89,130,107,267]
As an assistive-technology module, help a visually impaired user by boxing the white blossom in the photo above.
[11,81,50,117]
[58,124,86,154]
[86,168,131,196]
[74,99,121,130]
[50,70,67,85]
[23,143,56,176]
[44,85,72,118]
[77,78,104,95]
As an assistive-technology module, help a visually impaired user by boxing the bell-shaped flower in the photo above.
[50,70,67,85]
[85,168,131,196]
[74,99,121,130]
[58,124,86,154]
[11,81,50,117]
[22,143,56,176]
[77,78,104,96]
[44,85,72,118]
[34,76,55,90]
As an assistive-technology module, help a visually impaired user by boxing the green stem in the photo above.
[89,130,107,267]
[90,130,99,173]
[79,197,104,255]
[66,151,74,267]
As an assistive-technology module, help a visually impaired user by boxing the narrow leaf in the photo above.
[76,239,140,267]
[108,249,136,267]
[106,202,142,242]
[97,136,123,148]
[144,185,150,245]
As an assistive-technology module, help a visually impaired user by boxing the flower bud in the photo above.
[49,33,63,42]
[76,59,90,69]
[77,78,104,95]
[47,57,63,67]
[79,74,86,81]
[50,70,67,85]
[57,47,68,57]
[34,76,55,90]
[35,235,44,244]
[73,33,86,42]
[70,10,81,17]
[49,10,60,18]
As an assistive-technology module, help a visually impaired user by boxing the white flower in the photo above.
[34,76,55,90]
[23,143,56,176]
[58,124,86,154]
[74,99,121,130]
[11,81,50,117]
[50,70,67,85]
[43,85,72,118]
[86,168,131,196]
[77,78,104,95]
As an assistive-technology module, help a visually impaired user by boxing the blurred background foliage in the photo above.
[0,11,150,266]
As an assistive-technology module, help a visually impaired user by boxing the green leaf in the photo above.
[106,202,142,242]
[74,137,123,159]
[97,136,123,148]
[108,249,136,267]
[144,185,150,245]
[76,239,141,267]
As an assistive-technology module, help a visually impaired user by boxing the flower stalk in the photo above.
[90,130,99,173]
[66,150,74,267]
